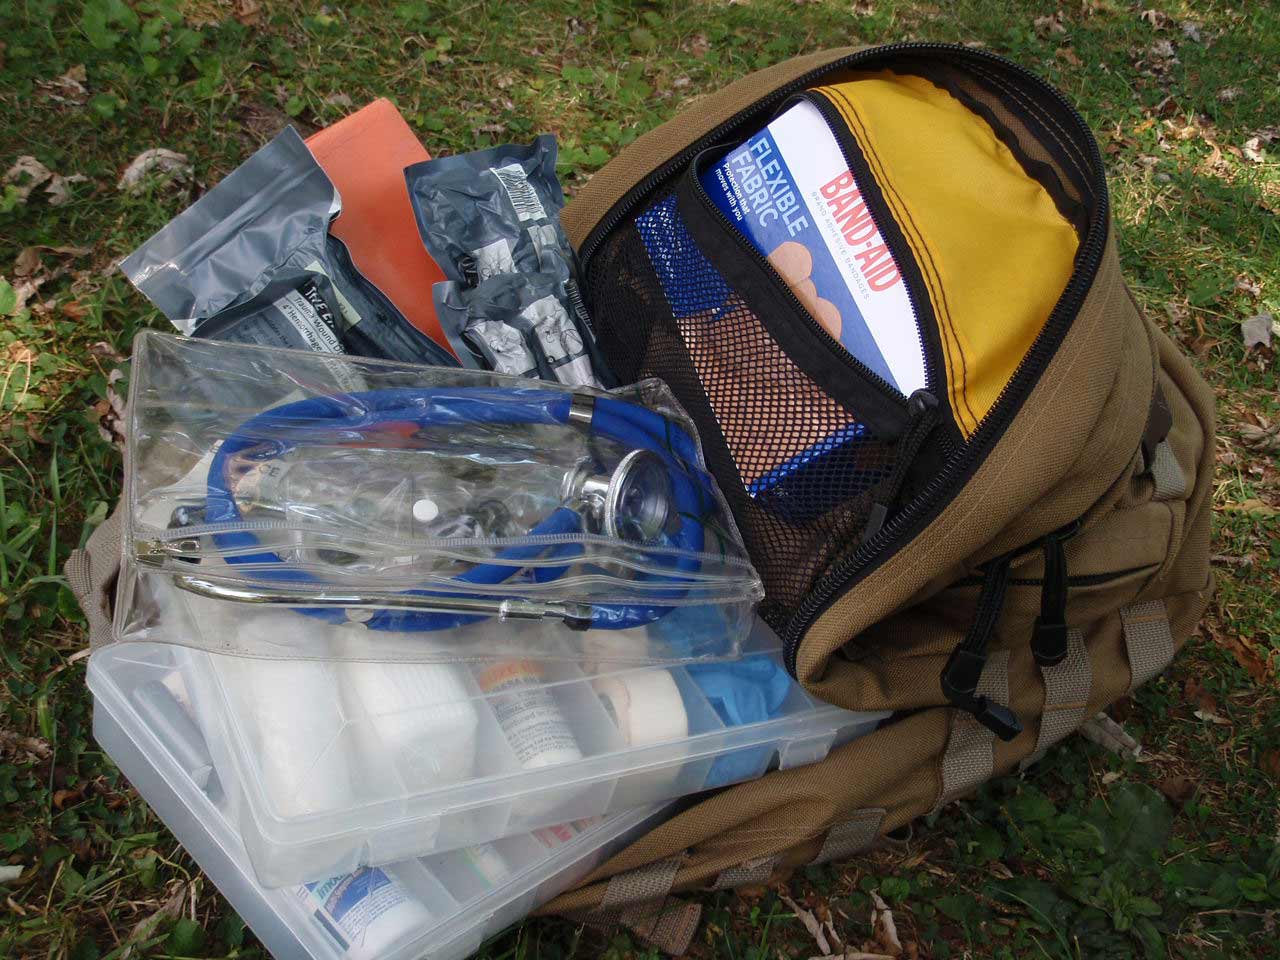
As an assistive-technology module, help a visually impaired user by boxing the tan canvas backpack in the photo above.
[532,42,1215,946]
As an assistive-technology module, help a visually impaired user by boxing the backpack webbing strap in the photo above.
[589,855,701,955]
[65,508,124,649]
[710,855,778,890]
[1137,383,1185,502]
[811,808,886,865]
[1019,629,1091,770]
[931,650,1009,814]
[1149,440,1187,502]
[1120,599,1176,689]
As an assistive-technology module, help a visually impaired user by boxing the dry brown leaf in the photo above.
[1261,750,1280,782]
[1181,21,1203,42]
[1158,776,1196,804]
[118,148,192,194]
[1218,86,1243,102]
[38,64,89,104]
[0,729,52,762]
[1243,137,1267,163]
[869,891,903,957]
[1034,13,1067,37]
[782,893,834,955]
[1139,9,1168,29]
[233,0,261,26]
[13,248,40,278]
[1056,47,1082,66]
[1222,498,1279,518]
[121,881,187,959]
[1149,39,1177,60]
[1080,713,1142,759]
[1241,313,1273,350]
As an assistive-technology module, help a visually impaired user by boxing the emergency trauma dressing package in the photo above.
[405,137,610,388]
[116,332,760,665]
[121,127,455,367]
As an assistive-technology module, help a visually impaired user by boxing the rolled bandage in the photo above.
[592,669,688,746]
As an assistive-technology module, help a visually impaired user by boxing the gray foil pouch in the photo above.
[405,136,572,286]
[434,272,604,387]
[122,127,455,367]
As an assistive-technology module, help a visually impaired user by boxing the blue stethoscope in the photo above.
[185,387,716,632]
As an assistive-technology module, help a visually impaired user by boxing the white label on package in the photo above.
[302,259,363,328]
[700,99,925,395]
[272,286,344,353]
[472,238,516,281]
[491,163,548,223]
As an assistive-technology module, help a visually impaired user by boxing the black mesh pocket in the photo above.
[585,188,907,627]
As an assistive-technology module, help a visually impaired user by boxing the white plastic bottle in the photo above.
[297,866,434,960]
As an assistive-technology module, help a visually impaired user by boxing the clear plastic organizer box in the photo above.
[90,647,672,960]
[89,624,887,888]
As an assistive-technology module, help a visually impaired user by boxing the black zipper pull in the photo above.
[1030,521,1080,667]
[863,390,940,542]
[940,554,1023,741]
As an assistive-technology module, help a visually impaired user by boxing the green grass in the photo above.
[1,1,1277,957]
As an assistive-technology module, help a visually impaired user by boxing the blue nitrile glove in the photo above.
[687,654,795,787]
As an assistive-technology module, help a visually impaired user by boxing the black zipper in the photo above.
[572,41,1109,678]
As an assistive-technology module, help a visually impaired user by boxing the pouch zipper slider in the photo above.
[136,538,201,566]
[863,389,940,541]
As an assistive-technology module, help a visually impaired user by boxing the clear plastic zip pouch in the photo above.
[117,332,762,664]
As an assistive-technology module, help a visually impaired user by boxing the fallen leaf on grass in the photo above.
[781,893,834,955]
[3,156,86,206]
[1240,313,1273,350]
[0,865,24,884]
[14,248,41,278]
[118,148,193,194]
[37,64,89,104]
[1261,750,1280,782]
[1034,13,1067,37]
[0,729,52,761]
[233,0,262,25]
[1181,21,1203,42]
[1148,39,1177,60]
[869,891,903,957]
[1223,636,1270,683]
[1080,713,1142,759]
[1221,499,1279,518]
[1238,422,1280,453]
[121,881,187,959]
[1194,708,1231,725]
[1139,9,1168,29]
[1158,776,1196,804]
[1243,137,1268,163]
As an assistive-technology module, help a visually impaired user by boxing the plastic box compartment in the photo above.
[88,624,887,888]
[92,652,673,960]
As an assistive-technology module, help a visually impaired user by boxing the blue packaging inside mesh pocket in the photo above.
[121,127,454,367]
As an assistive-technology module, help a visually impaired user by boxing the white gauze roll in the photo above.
[592,669,688,746]
[210,647,355,819]
[341,660,479,791]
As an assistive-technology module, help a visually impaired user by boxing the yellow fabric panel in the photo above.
[812,73,1079,437]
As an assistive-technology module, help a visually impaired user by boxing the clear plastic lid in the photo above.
[90,620,887,888]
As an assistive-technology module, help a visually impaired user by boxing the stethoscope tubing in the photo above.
[204,388,712,631]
